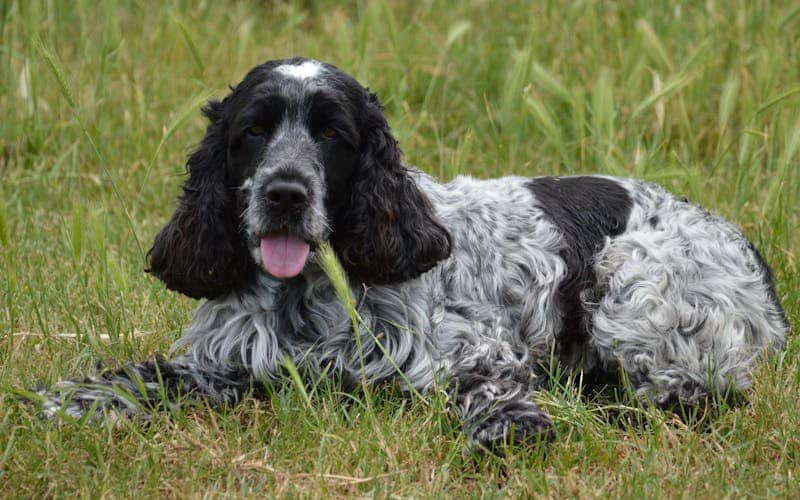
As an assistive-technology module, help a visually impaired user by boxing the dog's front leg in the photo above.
[449,341,555,453]
[34,356,254,421]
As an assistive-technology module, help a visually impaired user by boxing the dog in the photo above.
[37,57,788,452]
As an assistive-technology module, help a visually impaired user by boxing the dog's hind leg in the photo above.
[34,355,255,421]
[583,223,787,409]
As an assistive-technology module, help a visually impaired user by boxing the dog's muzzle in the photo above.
[256,176,313,279]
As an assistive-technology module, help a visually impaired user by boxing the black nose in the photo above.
[265,179,309,209]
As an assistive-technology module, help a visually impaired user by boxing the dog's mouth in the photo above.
[259,231,311,279]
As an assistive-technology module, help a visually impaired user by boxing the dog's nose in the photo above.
[265,179,309,209]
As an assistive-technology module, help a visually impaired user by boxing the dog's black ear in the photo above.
[147,100,254,299]
[331,91,451,284]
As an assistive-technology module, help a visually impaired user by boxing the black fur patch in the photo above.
[527,176,632,363]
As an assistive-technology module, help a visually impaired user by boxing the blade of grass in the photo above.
[529,62,572,104]
[755,87,800,116]
[0,195,7,247]
[32,36,144,260]
[635,18,673,72]
[281,356,313,410]
[316,243,428,403]
[630,73,692,122]
[717,75,740,131]
[175,19,205,77]
[524,91,567,163]
[135,91,212,204]
[764,113,800,216]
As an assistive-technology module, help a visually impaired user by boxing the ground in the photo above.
[1,0,798,496]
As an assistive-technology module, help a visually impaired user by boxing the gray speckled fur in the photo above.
[38,171,787,451]
[586,178,786,405]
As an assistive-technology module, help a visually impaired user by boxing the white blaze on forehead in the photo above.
[275,60,322,80]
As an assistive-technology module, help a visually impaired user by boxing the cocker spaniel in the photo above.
[37,58,788,452]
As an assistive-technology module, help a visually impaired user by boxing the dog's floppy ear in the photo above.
[331,91,451,284]
[147,100,254,299]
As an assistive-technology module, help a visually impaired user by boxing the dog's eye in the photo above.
[320,127,338,139]
[247,125,266,136]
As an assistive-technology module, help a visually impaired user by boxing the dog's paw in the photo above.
[25,381,139,423]
[466,406,555,454]
[28,382,98,421]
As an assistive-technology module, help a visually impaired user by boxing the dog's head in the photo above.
[148,58,451,299]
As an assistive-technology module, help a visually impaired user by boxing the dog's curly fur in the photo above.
[37,58,788,452]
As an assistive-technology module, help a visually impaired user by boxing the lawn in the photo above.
[1,0,798,496]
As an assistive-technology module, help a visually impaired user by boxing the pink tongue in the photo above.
[260,233,310,279]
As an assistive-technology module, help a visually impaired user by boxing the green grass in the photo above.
[1,0,798,496]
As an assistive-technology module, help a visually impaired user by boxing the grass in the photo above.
[1,0,798,496]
